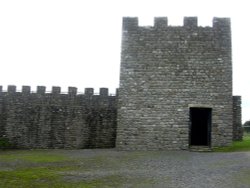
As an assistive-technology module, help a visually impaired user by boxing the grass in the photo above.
[0,136,250,187]
[0,150,156,188]
[0,150,81,187]
[0,167,60,188]
[213,133,250,152]
[0,150,68,163]
[0,165,121,188]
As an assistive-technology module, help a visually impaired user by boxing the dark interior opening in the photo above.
[190,107,211,146]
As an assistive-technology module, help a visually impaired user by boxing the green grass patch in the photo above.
[0,150,81,187]
[214,133,250,152]
[0,150,68,163]
[0,163,156,188]
[0,166,95,188]
[0,150,163,188]
[0,167,58,187]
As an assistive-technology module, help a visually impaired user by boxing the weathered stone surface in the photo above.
[233,96,243,141]
[0,86,117,149]
[0,16,242,150]
[117,17,236,150]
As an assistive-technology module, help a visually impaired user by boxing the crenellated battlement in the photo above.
[183,17,198,28]
[118,16,234,150]
[0,85,117,96]
[0,85,117,149]
[0,16,240,151]
[122,16,230,29]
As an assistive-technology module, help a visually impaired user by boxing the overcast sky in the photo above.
[0,0,249,122]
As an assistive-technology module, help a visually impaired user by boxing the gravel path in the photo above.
[60,149,250,188]
[1,149,250,187]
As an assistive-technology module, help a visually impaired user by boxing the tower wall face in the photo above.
[117,17,233,150]
[233,96,243,141]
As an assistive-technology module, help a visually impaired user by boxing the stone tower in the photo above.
[116,17,234,150]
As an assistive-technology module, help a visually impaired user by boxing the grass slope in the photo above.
[214,133,250,152]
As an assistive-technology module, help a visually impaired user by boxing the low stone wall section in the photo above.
[0,85,117,149]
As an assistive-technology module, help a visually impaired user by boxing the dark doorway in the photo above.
[190,108,211,146]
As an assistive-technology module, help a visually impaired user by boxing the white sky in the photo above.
[0,0,249,122]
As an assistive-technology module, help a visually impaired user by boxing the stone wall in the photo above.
[0,85,117,149]
[233,96,243,141]
[117,17,233,150]
[0,17,242,151]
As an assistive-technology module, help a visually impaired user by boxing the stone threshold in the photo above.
[189,146,212,152]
